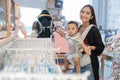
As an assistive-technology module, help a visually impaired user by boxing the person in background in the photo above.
[79,4,105,80]
[35,10,54,38]
[30,21,38,38]
[56,21,94,79]
[14,16,27,38]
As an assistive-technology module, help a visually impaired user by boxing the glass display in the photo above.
[3,38,59,73]
[0,38,88,80]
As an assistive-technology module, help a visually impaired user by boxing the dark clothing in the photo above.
[37,27,52,38]
[39,18,51,27]
[80,26,105,80]
[35,20,54,38]
[36,10,53,38]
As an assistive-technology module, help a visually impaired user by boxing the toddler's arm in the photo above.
[55,30,66,38]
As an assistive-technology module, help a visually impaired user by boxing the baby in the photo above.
[56,21,90,74]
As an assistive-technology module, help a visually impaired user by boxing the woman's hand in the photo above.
[85,46,96,55]
[88,46,96,50]
[81,44,92,55]
[84,46,91,55]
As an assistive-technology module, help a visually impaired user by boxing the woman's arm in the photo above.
[91,27,105,56]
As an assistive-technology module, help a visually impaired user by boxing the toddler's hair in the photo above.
[67,21,78,27]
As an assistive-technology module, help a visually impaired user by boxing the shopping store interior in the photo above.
[0,0,120,80]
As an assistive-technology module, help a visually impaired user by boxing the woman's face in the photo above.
[66,23,78,36]
[80,7,93,23]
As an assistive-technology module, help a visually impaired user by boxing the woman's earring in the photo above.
[91,16,93,19]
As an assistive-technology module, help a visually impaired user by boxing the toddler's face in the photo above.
[66,23,78,36]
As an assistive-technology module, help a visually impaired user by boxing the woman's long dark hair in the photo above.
[80,4,97,26]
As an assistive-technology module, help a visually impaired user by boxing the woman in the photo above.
[79,4,105,80]
[56,21,92,74]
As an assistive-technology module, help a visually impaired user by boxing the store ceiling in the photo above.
[14,0,47,9]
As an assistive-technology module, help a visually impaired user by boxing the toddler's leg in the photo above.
[63,56,69,73]
[74,58,80,74]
